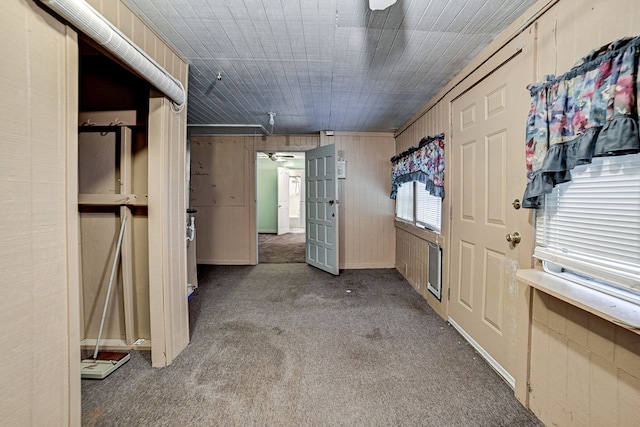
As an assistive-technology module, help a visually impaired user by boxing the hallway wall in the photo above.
[1,3,77,424]
[395,0,640,424]
[191,132,396,268]
[0,1,190,424]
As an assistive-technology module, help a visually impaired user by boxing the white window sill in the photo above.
[516,269,640,335]
[394,219,443,244]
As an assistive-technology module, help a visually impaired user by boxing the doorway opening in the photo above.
[256,151,306,263]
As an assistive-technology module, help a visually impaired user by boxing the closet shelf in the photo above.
[79,193,148,206]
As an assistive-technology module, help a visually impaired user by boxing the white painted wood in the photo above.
[448,317,516,388]
[448,35,534,386]
[277,167,290,235]
[305,144,339,275]
[517,269,640,333]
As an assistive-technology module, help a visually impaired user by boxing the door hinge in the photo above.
[527,381,533,393]
[450,205,453,220]
[447,287,451,301]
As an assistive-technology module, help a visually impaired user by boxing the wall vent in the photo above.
[427,241,442,300]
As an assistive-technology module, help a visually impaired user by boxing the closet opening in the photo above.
[77,37,152,364]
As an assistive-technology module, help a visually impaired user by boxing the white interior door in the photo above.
[277,167,290,235]
[305,144,339,275]
[449,47,532,387]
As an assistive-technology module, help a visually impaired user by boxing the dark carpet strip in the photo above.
[259,232,306,263]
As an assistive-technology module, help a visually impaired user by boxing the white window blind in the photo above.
[535,153,640,299]
[416,186,442,232]
[395,182,413,222]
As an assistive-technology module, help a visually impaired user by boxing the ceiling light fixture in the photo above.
[368,0,398,10]
[267,112,276,126]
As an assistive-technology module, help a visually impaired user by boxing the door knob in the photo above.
[328,200,335,205]
[512,199,521,210]
[506,232,521,244]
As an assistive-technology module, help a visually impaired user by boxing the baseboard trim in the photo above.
[447,317,515,389]
[340,263,396,269]
[196,259,252,265]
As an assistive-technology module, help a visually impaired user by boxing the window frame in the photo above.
[534,153,640,305]
[395,181,442,234]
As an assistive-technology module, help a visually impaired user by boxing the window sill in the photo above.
[516,268,640,335]
[394,219,443,245]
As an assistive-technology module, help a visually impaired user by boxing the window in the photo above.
[535,153,640,303]
[395,182,442,233]
[395,182,413,222]
[416,185,442,233]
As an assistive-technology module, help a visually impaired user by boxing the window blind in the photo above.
[535,153,640,297]
[395,182,413,222]
[416,186,441,232]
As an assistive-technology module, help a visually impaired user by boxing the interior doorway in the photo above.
[256,151,306,263]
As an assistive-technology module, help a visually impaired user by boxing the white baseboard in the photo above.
[340,262,396,269]
[447,317,515,389]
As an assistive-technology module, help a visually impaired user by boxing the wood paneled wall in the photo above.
[526,0,640,424]
[394,103,449,318]
[1,2,78,425]
[191,133,395,269]
[191,136,257,264]
[0,1,190,424]
[395,0,640,423]
[530,291,640,426]
[85,0,188,86]
[148,96,190,367]
[331,133,396,269]
[85,0,191,367]
[395,224,446,319]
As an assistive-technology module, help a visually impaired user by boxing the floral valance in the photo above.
[523,36,640,208]
[390,133,445,199]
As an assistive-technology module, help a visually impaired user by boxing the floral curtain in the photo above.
[523,36,640,208]
[390,133,445,199]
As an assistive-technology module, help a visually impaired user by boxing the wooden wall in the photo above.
[527,0,640,424]
[85,0,188,84]
[191,133,396,269]
[395,102,449,319]
[395,0,640,423]
[191,136,257,264]
[530,291,640,425]
[0,0,190,425]
[331,133,396,269]
[148,96,190,367]
[85,0,191,368]
[0,1,78,425]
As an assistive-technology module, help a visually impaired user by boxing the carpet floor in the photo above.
[82,264,542,426]
[259,232,305,263]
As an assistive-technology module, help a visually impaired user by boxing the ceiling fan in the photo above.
[267,152,296,162]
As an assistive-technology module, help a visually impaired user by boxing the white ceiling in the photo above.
[123,0,537,135]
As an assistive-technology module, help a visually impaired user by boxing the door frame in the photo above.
[255,151,307,262]
[277,166,290,235]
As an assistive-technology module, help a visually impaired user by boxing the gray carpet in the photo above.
[259,232,306,263]
[82,264,542,426]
